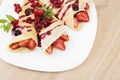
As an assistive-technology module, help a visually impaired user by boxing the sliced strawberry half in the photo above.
[46,46,53,54]
[52,38,66,50]
[84,3,89,10]
[75,11,89,22]
[19,39,30,47]
[27,39,36,50]
[34,8,44,17]
[10,43,20,50]
[60,34,69,41]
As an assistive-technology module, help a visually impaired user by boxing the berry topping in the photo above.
[28,0,34,2]
[47,31,51,35]
[34,8,44,17]
[72,0,79,11]
[35,17,53,33]
[11,19,19,27]
[23,17,35,24]
[72,3,79,11]
[33,6,54,33]
[30,1,41,8]
[50,0,64,8]
[14,3,22,14]
[13,30,22,36]
[25,8,34,16]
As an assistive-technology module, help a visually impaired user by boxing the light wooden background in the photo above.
[0,0,120,80]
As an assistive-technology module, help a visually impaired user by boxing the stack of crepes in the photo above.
[39,0,91,30]
[8,0,69,54]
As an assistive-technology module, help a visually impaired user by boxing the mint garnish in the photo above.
[0,15,15,33]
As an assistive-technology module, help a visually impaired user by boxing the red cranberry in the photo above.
[31,1,41,8]
[25,8,34,16]
[50,0,64,8]
[23,17,34,24]
[28,0,34,2]
[14,3,22,14]
[11,19,19,27]
[47,31,51,35]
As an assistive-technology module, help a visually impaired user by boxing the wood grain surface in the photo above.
[0,0,120,80]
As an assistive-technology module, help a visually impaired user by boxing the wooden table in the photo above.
[0,0,120,80]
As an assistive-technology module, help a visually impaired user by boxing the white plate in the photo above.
[0,0,97,72]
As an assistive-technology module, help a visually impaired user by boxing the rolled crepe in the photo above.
[56,0,90,30]
[39,19,67,53]
[8,0,37,52]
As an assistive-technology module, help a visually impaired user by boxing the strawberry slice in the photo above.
[52,38,66,50]
[60,34,69,41]
[19,39,30,47]
[75,11,89,22]
[46,46,53,54]
[34,8,44,17]
[10,43,20,50]
[74,17,79,28]
[84,3,89,10]
[27,39,36,50]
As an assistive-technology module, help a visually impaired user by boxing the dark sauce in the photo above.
[64,21,66,25]
[61,4,72,20]
[25,26,31,28]
[19,15,26,19]
[40,24,63,40]
[24,2,30,6]
[37,34,41,47]
[65,0,72,4]
[47,4,52,9]
[55,8,62,18]
[27,29,32,32]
